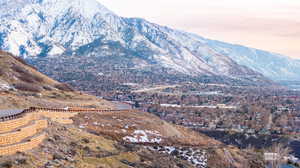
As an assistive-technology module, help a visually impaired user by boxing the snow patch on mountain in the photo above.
[48,45,65,55]
[0,0,299,81]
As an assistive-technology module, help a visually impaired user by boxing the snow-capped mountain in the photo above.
[204,40,300,81]
[0,0,299,81]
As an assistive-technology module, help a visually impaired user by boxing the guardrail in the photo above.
[0,108,38,122]
[0,107,138,122]
[32,107,138,113]
[0,111,27,122]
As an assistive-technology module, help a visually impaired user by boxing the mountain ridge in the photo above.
[0,0,299,81]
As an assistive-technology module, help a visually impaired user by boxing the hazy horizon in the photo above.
[98,0,300,59]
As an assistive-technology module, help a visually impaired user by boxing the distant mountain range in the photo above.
[0,0,300,82]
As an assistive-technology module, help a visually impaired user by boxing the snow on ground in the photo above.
[48,45,65,55]
[160,104,181,108]
[0,82,13,91]
[147,146,207,168]
[123,129,162,143]
[160,103,237,109]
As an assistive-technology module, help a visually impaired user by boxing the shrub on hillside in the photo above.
[0,68,4,76]
[12,64,44,83]
[30,74,44,83]
[83,146,91,154]
[16,158,27,165]
[43,85,53,91]
[69,141,78,147]
[82,138,90,143]
[11,64,27,74]
[54,83,74,92]
[0,160,13,168]
[12,55,38,71]
[13,83,43,92]
[53,153,64,160]
[18,75,37,84]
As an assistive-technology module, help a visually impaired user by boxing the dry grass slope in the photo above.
[0,51,113,109]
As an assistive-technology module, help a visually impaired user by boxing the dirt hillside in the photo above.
[0,51,112,109]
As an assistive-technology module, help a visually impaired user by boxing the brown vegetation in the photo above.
[13,83,43,92]
[54,83,74,92]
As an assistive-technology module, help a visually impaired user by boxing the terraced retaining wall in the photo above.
[0,108,79,155]
[0,120,47,146]
[0,110,78,134]
[0,113,38,133]
[0,133,46,155]
[0,107,130,155]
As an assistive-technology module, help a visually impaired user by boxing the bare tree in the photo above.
[242,145,262,168]
[269,143,291,168]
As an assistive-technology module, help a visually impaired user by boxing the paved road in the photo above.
[111,101,132,110]
[0,109,24,118]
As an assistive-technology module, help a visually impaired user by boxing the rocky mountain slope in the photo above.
[0,0,299,82]
[206,40,300,81]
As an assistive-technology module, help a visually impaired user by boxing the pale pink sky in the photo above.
[98,0,300,59]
